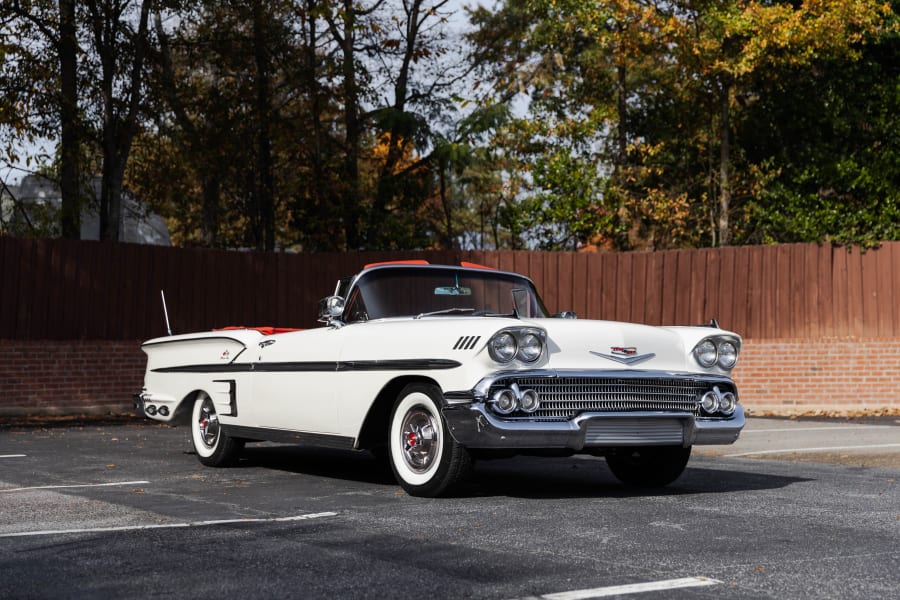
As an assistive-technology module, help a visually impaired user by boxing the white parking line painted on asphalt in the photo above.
[515,576,721,600]
[0,512,339,538]
[0,454,27,458]
[725,443,900,457]
[0,480,150,493]
[744,426,896,434]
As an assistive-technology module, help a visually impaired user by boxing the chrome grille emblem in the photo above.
[590,347,656,365]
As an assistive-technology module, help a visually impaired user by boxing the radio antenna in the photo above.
[160,290,173,336]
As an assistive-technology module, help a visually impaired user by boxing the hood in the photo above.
[527,318,711,374]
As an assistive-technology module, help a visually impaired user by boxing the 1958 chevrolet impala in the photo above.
[136,261,744,496]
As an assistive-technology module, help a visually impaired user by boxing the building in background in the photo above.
[0,174,170,245]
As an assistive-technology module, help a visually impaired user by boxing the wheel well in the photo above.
[356,376,439,451]
[170,390,202,426]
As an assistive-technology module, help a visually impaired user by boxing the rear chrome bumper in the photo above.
[133,390,176,422]
[442,403,745,450]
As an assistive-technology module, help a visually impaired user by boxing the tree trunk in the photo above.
[616,62,627,165]
[439,163,453,249]
[252,0,275,252]
[58,0,80,239]
[90,0,150,242]
[369,0,424,248]
[718,82,732,247]
[334,0,362,250]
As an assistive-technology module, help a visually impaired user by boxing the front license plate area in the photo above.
[583,418,684,446]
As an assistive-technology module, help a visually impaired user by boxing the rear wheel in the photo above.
[605,446,691,487]
[191,394,243,467]
[388,383,471,497]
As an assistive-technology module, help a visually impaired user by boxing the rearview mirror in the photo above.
[434,285,472,296]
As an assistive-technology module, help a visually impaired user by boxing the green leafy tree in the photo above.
[468,0,898,248]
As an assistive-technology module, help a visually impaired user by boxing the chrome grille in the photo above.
[488,376,707,420]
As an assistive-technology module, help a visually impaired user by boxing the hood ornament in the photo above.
[590,346,656,365]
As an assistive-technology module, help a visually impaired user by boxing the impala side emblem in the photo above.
[590,346,656,365]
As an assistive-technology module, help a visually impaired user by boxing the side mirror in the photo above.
[317,296,344,324]
[552,310,577,319]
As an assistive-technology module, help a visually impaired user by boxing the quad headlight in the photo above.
[489,332,518,363]
[699,387,738,416]
[517,332,543,363]
[489,383,541,415]
[487,328,546,364]
[692,336,741,370]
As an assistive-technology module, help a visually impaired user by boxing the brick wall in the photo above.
[733,338,900,414]
[0,340,145,416]
[1,338,898,417]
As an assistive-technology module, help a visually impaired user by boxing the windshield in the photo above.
[344,267,549,322]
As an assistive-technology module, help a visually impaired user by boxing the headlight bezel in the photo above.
[487,327,546,365]
[692,336,741,371]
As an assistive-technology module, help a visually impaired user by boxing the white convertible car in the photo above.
[136,261,744,496]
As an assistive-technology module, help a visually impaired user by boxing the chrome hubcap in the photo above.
[400,408,438,473]
[198,399,219,448]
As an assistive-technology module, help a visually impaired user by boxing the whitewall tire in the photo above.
[388,383,471,497]
[191,393,243,467]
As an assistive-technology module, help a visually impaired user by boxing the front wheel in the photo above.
[191,394,243,467]
[388,383,472,497]
[605,445,691,487]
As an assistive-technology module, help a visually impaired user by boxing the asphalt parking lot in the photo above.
[1,416,897,599]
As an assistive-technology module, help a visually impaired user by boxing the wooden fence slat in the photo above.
[861,248,881,338]
[600,254,619,321]
[831,247,849,339]
[874,245,893,337]
[802,244,819,339]
[727,246,747,335]
[688,249,708,326]
[14,239,34,338]
[614,252,632,322]
[674,250,693,325]
[892,243,900,337]
[629,252,646,324]
[714,247,731,329]
[789,244,807,338]
[643,251,663,326]
[660,251,677,325]
[0,237,21,337]
[846,246,864,337]
[702,248,719,326]
[817,244,833,338]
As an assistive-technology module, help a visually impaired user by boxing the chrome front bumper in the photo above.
[442,403,745,450]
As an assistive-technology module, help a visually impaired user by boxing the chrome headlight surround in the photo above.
[488,327,546,365]
[692,336,741,371]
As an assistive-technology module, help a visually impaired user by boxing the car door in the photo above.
[245,328,345,435]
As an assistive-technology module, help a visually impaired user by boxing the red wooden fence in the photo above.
[2,237,898,340]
